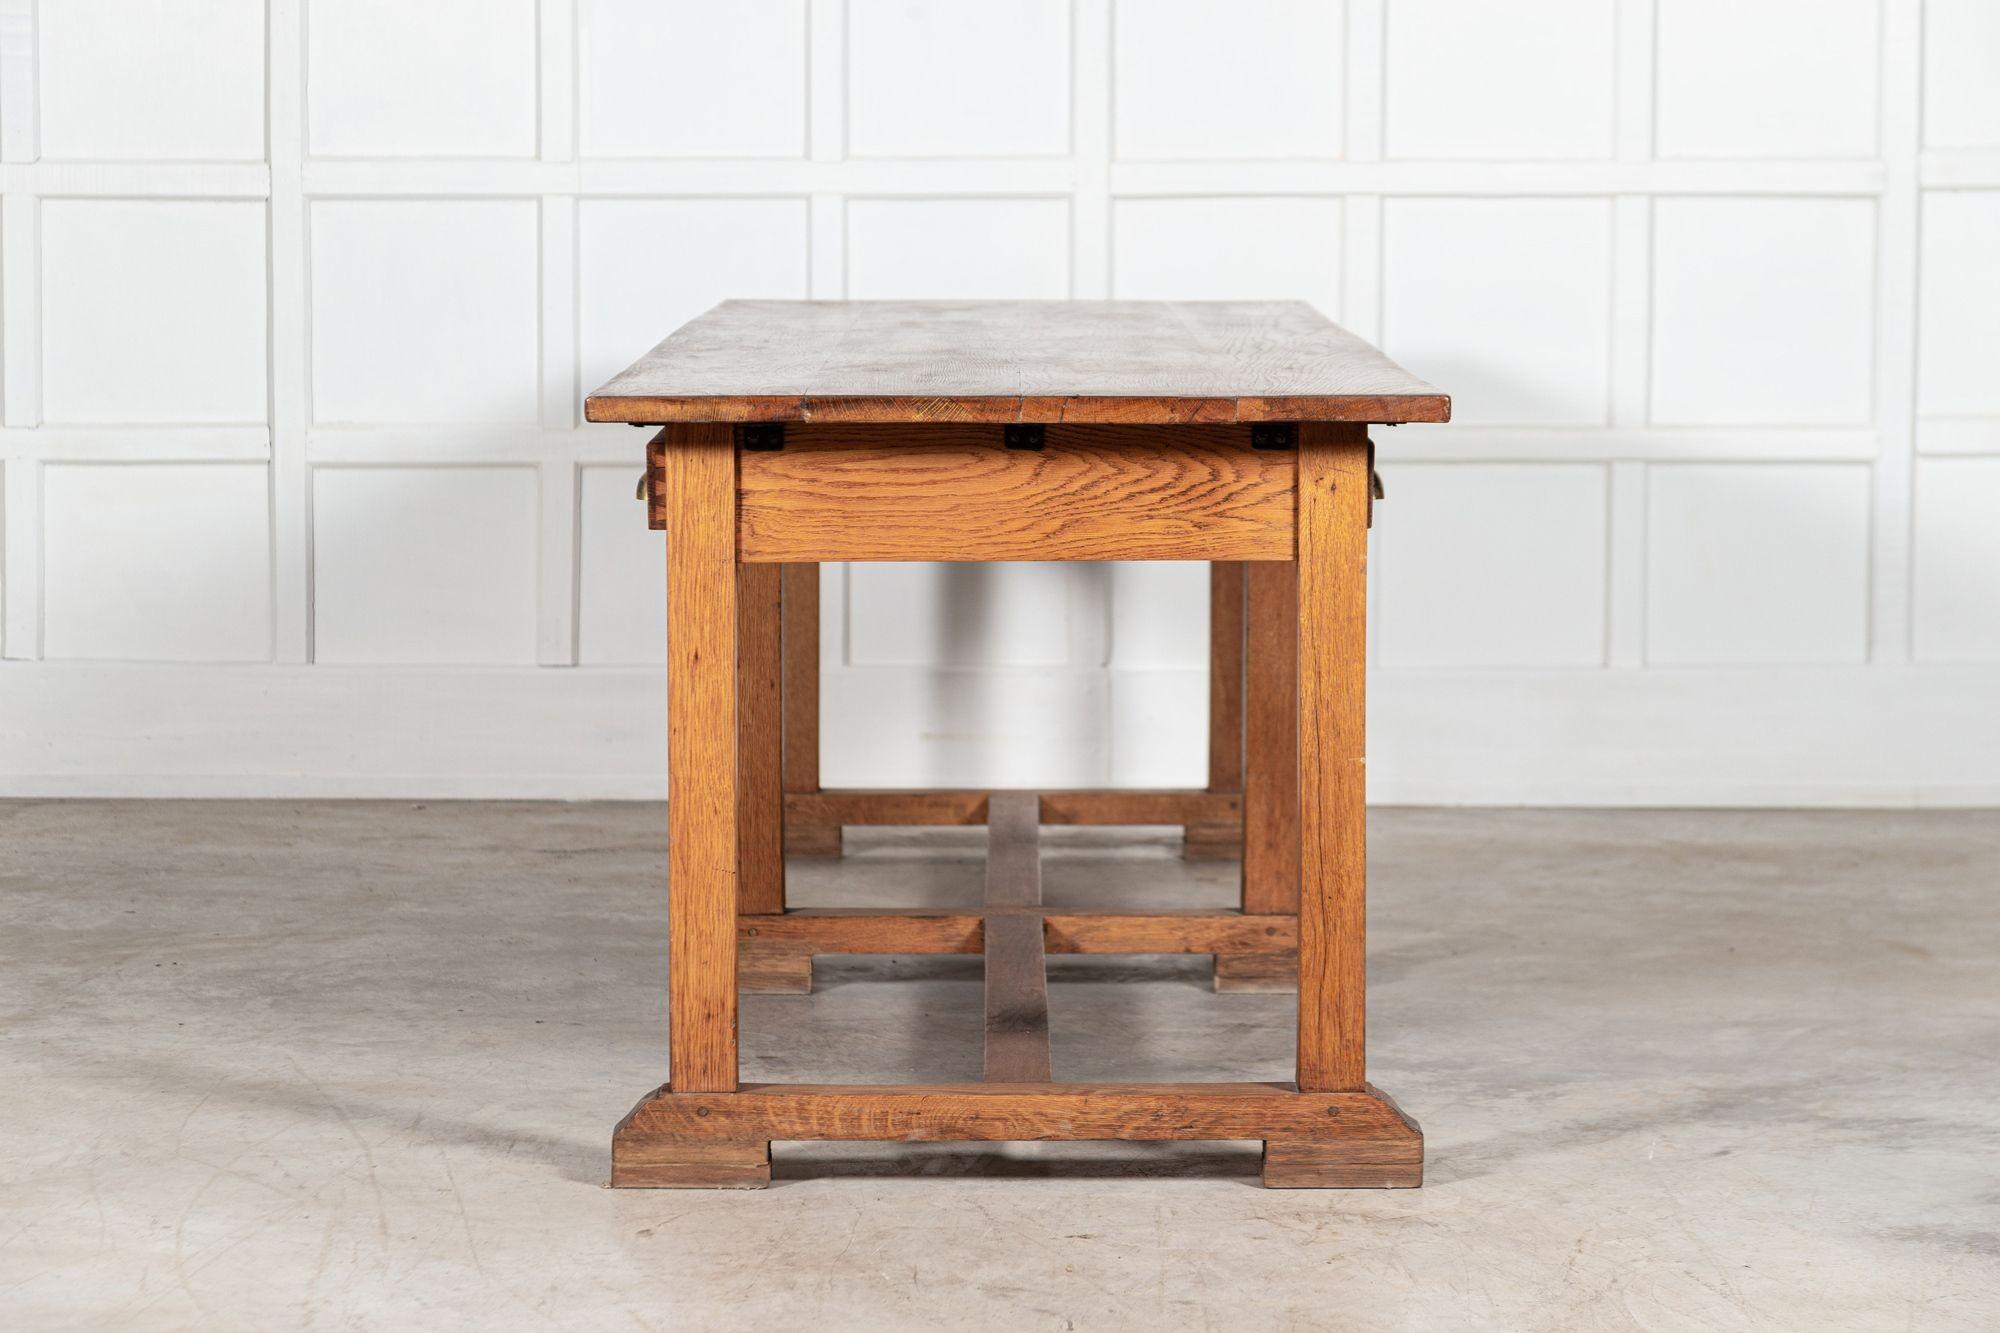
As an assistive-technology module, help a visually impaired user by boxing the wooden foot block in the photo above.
[611,1138,771,1189]
[1263,1134,1423,1189]
[739,945,812,994]
[1214,951,1297,993]
[1182,821,1243,860]
[784,823,843,857]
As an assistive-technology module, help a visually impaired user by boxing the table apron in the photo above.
[730,424,1299,563]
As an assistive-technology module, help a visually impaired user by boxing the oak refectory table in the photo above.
[584,300,1449,1188]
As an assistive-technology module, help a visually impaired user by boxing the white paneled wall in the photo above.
[1,0,1997,805]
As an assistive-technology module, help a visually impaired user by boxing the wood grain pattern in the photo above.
[778,564,837,855]
[983,793,1042,909]
[783,822,843,857]
[983,794,1051,1082]
[1243,560,1300,915]
[1213,952,1299,994]
[737,943,813,994]
[1295,423,1370,1092]
[1262,1084,1423,1187]
[610,1136,771,1189]
[1190,562,1249,854]
[664,424,739,1093]
[781,788,1241,829]
[739,911,984,955]
[1262,1137,1422,1189]
[786,789,990,827]
[734,910,1295,956]
[643,432,668,529]
[1038,790,1241,826]
[1207,561,1247,795]
[780,563,820,794]
[620,1081,1420,1143]
[737,425,1296,564]
[584,301,1450,426]
[984,915,1052,1081]
[736,561,784,916]
[1042,912,1295,956]
[1182,823,1244,860]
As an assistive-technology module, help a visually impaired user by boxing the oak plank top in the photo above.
[584,300,1449,427]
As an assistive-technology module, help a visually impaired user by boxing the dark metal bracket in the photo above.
[1004,424,1046,451]
[1367,437,1384,528]
[1250,424,1295,451]
[740,423,786,451]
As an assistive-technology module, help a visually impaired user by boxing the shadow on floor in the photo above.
[768,1142,1265,1186]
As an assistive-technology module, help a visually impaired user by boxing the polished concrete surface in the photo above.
[2,802,1996,1330]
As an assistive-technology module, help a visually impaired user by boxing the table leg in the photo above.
[1221,560,1300,991]
[1187,562,1246,860]
[1293,423,1369,1093]
[662,426,743,1097]
[739,561,806,994]
[781,563,840,857]
[739,563,785,916]
[615,426,766,1186]
[1263,423,1418,1187]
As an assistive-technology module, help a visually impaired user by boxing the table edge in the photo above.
[582,393,1453,426]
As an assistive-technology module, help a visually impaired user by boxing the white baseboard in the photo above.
[0,663,668,800]
[1,661,1996,805]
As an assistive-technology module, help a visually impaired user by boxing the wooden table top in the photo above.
[585,300,1448,427]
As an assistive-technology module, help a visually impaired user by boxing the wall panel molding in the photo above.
[0,0,1986,803]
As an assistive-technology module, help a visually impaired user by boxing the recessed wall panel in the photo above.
[1650,198,1875,426]
[1925,0,2000,148]
[1917,191,2000,419]
[577,465,667,666]
[309,0,537,157]
[1114,0,1344,159]
[846,199,1070,299]
[310,200,540,424]
[42,463,271,662]
[313,467,539,665]
[1646,464,1870,664]
[580,0,807,157]
[1385,0,1615,160]
[1914,459,2000,662]
[39,0,265,161]
[1382,197,1612,426]
[578,199,810,396]
[1112,197,1342,317]
[1656,0,1878,158]
[847,0,1070,157]
[1378,464,1608,667]
[40,201,268,424]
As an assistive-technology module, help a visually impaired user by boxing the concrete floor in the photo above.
[2,803,1996,1330]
